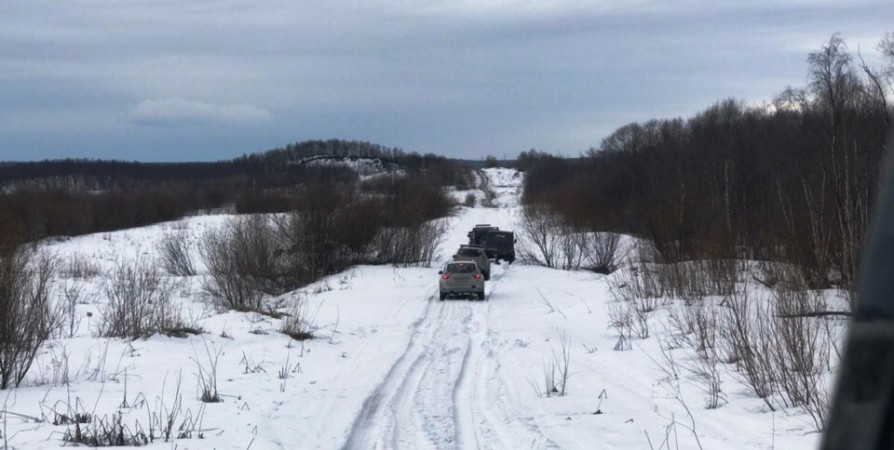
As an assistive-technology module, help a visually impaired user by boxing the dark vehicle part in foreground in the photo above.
[467,224,516,264]
[438,261,486,301]
[822,132,894,450]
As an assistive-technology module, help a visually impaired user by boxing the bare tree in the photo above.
[806,33,875,290]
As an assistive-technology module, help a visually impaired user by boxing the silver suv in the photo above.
[453,245,491,280]
[439,261,486,301]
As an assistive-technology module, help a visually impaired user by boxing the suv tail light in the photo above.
[441,273,450,280]
[473,272,482,280]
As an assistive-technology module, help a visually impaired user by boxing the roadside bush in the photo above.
[518,203,624,272]
[517,203,561,268]
[281,183,380,278]
[369,220,447,268]
[0,247,54,389]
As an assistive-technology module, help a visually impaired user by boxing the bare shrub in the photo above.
[669,301,725,409]
[63,412,149,447]
[608,265,664,312]
[607,263,668,348]
[200,215,294,312]
[664,302,698,349]
[97,262,193,339]
[519,203,626,273]
[606,296,649,350]
[582,232,624,274]
[652,259,737,301]
[33,344,73,387]
[757,259,825,294]
[56,280,93,339]
[273,205,368,282]
[717,277,833,429]
[0,248,54,389]
[59,254,101,279]
[634,235,738,301]
[689,349,724,410]
[369,219,447,268]
[518,203,561,268]
[158,229,197,276]
[717,286,777,409]
[769,287,830,429]
[556,222,587,270]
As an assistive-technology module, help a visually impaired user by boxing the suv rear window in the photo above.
[446,263,476,273]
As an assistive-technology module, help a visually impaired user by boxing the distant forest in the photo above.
[521,33,894,289]
[0,140,468,251]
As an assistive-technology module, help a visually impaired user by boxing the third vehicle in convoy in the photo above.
[467,224,516,264]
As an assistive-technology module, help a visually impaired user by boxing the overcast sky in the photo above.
[1,1,892,162]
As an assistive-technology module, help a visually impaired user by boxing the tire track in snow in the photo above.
[452,305,480,449]
[341,295,442,449]
[341,279,501,449]
[459,265,561,450]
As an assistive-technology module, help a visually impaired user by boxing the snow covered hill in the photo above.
[3,168,823,449]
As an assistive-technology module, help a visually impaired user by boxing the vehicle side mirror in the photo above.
[438,271,443,275]
[514,238,517,243]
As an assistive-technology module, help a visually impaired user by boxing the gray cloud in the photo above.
[128,98,273,127]
[0,0,892,161]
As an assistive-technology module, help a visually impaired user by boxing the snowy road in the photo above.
[341,265,557,450]
[341,170,556,449]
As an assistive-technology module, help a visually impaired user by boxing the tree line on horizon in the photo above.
[0,141,468,252]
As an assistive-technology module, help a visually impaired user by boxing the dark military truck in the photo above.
[467,224,516,264]
[468,224,498,247]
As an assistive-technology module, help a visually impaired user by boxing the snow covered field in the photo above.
[2,168,827,449]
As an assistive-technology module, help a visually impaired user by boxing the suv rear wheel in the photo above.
[439,291,447,301]
[477,292,486,301]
